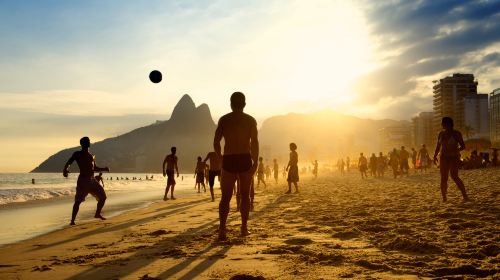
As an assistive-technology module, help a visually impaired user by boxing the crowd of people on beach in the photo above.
[61,92,496,239]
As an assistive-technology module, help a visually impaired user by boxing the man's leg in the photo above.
[71,201,81,225]
[164,183,171,200]
[209,172,215,201]
[440,159,450,202]
[170,183,176,199]
[219,170,236,240]
[450,160,468,200]
[93,184,107,220]
[238,170,253,236]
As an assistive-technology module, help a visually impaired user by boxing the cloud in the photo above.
[355,0,500,115]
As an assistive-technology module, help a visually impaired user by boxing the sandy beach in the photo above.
[0,168,498,279]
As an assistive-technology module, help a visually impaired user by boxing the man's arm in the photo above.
[433,133,442,163]
[457,132,466,151]
[175,157,179,177]
[214,120,223,157]
[162,156,168,177]
[250,120,259,173]
[203,153,210,163]
[63,152,77,177]
[94,160,110,173]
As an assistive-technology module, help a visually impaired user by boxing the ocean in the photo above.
[0,173,204,246]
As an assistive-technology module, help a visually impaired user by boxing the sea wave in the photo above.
[0,188,75,205]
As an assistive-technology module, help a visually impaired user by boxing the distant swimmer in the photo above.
[273,159,279,184]
[194,156,207,193]
[417,144,430,172]
[256,157,267,188]
[433,117,469,202]
[286,143,299,194]
[358,153,368,179]
[399,146,410,176]
[63,137,109,225]
[214,92,259,240]
[312,160,318,179]
[204,151,222,202]
[162,146,180,201]
[32,178,35,184]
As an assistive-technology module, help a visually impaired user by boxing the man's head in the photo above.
[422,144,426,148]
[289,143,297,151]
[80,137,90,149]
[197,156,202,161]
[360,153,363,156]
[259,156,263,162]
[230,92,246,112]
[273,158,277,163]
[171,146,177,154]
[442,117,454,129]
[401,146,405,150]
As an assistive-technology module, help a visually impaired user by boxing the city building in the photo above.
[379,125,411,152]
[433,73,478,135]
[411,112,434,148]
[491,88,500,146]
[463,94,489,140]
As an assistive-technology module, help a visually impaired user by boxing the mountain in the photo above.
[258,110,410,163]
[31,94,216,173]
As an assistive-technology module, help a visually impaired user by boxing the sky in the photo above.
[1,0,500,172]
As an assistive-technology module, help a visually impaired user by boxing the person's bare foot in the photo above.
[285,190,291,194]
[163,196,169,201]
[218,228,227,241]
[95,214,106,220]
[70,221,76,225]
[171,196,176,200]
[241,227,251,236]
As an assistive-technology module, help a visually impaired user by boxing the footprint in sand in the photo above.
[284,237,313,245]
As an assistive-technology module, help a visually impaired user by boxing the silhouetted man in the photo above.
[162,147,180,200]
[63,137,109,225]
[204,151,222,202]
[273,159,279,183]
[214,92,258,240]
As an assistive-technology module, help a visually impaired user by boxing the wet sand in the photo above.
[0,168,498,279]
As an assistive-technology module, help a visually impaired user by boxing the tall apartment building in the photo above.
[411,112,434,147]
[463,94,489,139]
[491,88,500,146]
[433,73,478,135]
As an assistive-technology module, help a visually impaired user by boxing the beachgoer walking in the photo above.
[162,147,179,200]
[400,146,410,176]
[204,151,222,202]
[286,143,299,193]
[194,156,207,193]
[358,153,368,179]
[433,117,469,202]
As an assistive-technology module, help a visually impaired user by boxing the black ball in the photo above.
[149,70,162,83]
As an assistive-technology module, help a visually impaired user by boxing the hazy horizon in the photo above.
[1,0,500,171]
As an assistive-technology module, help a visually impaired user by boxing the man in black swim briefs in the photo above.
[63,137,110,225]
[214,92,259,240]
[162,147,180,200]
